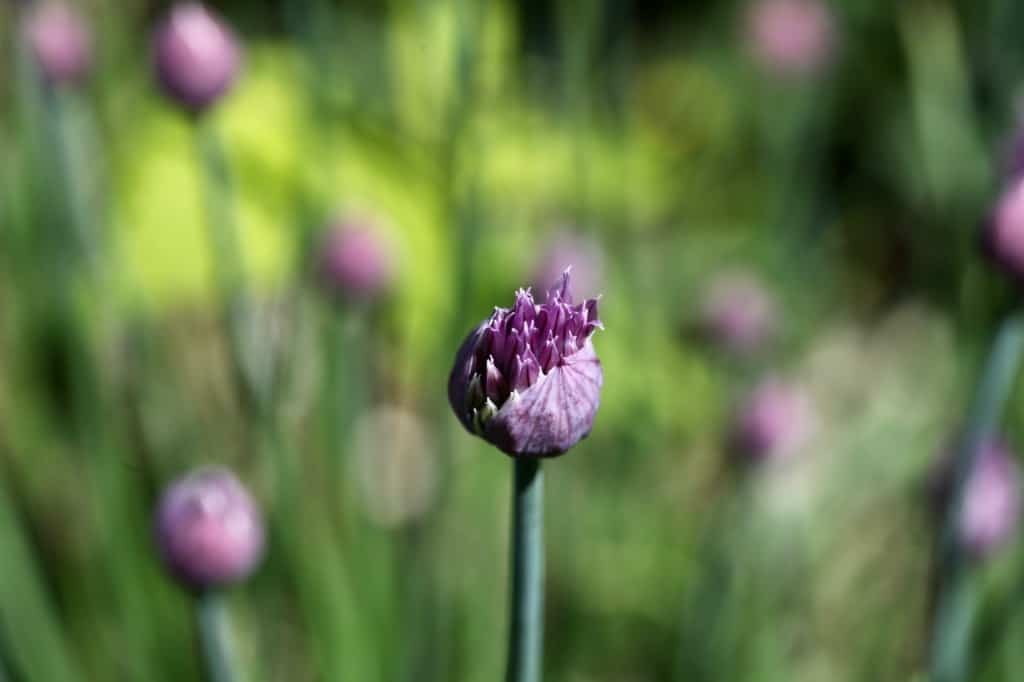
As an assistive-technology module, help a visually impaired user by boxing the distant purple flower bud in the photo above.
[155,468,265,590]
[153,3,241,114]
[531,232,605,301]
[984,177,1024,278]
[318,217,395,303]
[700,271,776,354]
[732,378,814,462]
[23,4,93,86]
[746,0,836,80]
[448,270,604,457]
[960,441,1021,558]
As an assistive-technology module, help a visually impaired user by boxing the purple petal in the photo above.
[484,340,603,457]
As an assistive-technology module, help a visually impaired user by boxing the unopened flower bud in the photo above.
[449,270,604,457]
[960,441,1021,558]
[732,378,813,462]
[23,4,92,86]
[318,217,395,303]
[984,177,1024,279]
[700,271,776,354]
[153,3,242,114]
[746,0,836,80]
[155,468,265,590]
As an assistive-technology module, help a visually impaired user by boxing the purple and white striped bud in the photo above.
[155,468,265,591]
[700,271,776,354]
[745,0,836,80]
[448,270,604,457]
[732,378,814,462]
[531,232,605,302]
[984,177,1024,279]
[23,4,93,86]
[153,3,242,114]
[318,217,395,303]
[960,441,1021,558]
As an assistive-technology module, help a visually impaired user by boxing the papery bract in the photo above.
[448,271,603,457]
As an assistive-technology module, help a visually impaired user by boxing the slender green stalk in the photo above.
[929,312,1024,682]
[506,459,545,682]
[195,120,266,420]
[197,120,245,299]
[196,591,240,682]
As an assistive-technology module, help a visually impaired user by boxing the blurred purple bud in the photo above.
[448,270,604,457]
[984,177,1024,278]
[960,441,1021,558]
[732,378,814,462]
[155,468,265,590]
[153,3,242,114]
[700,271,776,354]
[350,406,440,527]
[23,4,93,86]
[531,232,605,301]
[318,217,396,303]
[746,0,836,80]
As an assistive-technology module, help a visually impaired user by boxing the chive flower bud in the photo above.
[732,378,813,462]
[984,177,1024,279]
[155,468,265,591]
[23,4,92,86]
[700,271,776,354]
[153,3,241,114]
[960,441,1021,558]
[318,217,395,303]
[448,270,604,457]
[745,0,836,80]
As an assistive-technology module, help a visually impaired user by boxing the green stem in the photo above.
[196,591,239,682]
[196,119,266,419]
[928,312,1024,682]
[506,458,545,682]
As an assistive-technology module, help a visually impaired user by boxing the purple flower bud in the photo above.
[448,270,604,457]
[700,271,776,354]
[23,4,93,86]
[155,468,265,590]
[153,3,242,114]
[318,217,396,303]
[732,378,814,462]
[531,232,605,301]
[745,0,836,80]
[984,177,1024,278]
[960,441,1021,558]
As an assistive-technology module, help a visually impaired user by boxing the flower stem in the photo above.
[196,591,239,682]
[929,311,1024,682]
[506,458,545,682]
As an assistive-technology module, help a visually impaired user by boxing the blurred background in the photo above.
[4,0,1024,680]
